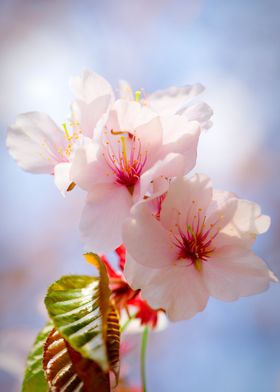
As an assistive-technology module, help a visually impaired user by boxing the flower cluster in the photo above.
[7,69,277,324]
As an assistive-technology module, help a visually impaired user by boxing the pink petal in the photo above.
[160,174,213,231]
[107,99,158,132]
[80,183,132,253]
[71,142,114,191]
[205,189,238,234]
[123,202,177,268]
[140,264,209,321]
[124,252,157,290]
[54,162,72,196]
[202,246,276,301]
[139,153,187,199]
[70,69,114,104]
[7,112,66,173]
[71,95,112,138]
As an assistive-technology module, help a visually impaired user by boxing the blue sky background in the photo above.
[0,1,280,391]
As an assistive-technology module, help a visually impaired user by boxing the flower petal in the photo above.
[178,101,213,130]
[80,183,132,253]
[71,142,114,191]
[54,162,72,196]
[106,99,158,135]
[138,153,187,199]
[71,95,112,138]
[7,112,66,173]
[146,84,205,115]
[70,69,114,104]
[139,263,209,321]
[160,174,213,231]
[118,80,134,100]
[217,199,271,247]
[202,246,277,301]
[123,202,177,268]
[160,115,200,172]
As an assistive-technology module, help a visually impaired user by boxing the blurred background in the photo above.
[1,0,280,391]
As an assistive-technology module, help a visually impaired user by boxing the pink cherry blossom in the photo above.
[123,174,278,321]
[6,70,113,195]
[71,99,201,253]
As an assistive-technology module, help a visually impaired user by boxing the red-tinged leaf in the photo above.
[43,328,110,392]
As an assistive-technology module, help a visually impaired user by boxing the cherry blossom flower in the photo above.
[71,98,201,253]
[7,68,211,197]
[123,174,278,321]
[6,70,113,195]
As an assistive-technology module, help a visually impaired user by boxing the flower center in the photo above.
[173,206,220,271]
[103,130,147,193]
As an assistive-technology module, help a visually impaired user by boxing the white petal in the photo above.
[118,80,134,100]
[70,69,114,104]
[219,199,271,247]
[178,101,213,130]
[203,247,276,301]
[80,183,132,253]
[160,115,200,171]
[54,162,72,196]
[7,112,66,173]
[123,202,177,268]
[147,84,204,115]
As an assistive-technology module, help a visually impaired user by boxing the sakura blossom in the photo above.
[6,70,114,195]
[123,174,278,321]
[6,69,212,199]
[71,98,201,253]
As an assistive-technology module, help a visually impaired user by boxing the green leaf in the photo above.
[44,254,120,380]
[43,328,110,392]
[22,323,53,392]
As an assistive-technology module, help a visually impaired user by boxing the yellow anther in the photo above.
[135,90,141,102]
[62,123,71,140]
[121,136,128,165]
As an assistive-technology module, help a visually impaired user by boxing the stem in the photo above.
[140,326,149,392]
[120,313,136,333]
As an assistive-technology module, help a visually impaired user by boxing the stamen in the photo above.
[174,210,222,271]
[135,90,141,102]
[103,131,147,191]
[62,123,71,140]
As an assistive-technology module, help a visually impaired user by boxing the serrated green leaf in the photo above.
[44,254,120,379]
[22,323,53,392]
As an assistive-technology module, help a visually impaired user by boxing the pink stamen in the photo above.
[103,131,147,191]
[174,208,221,267]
